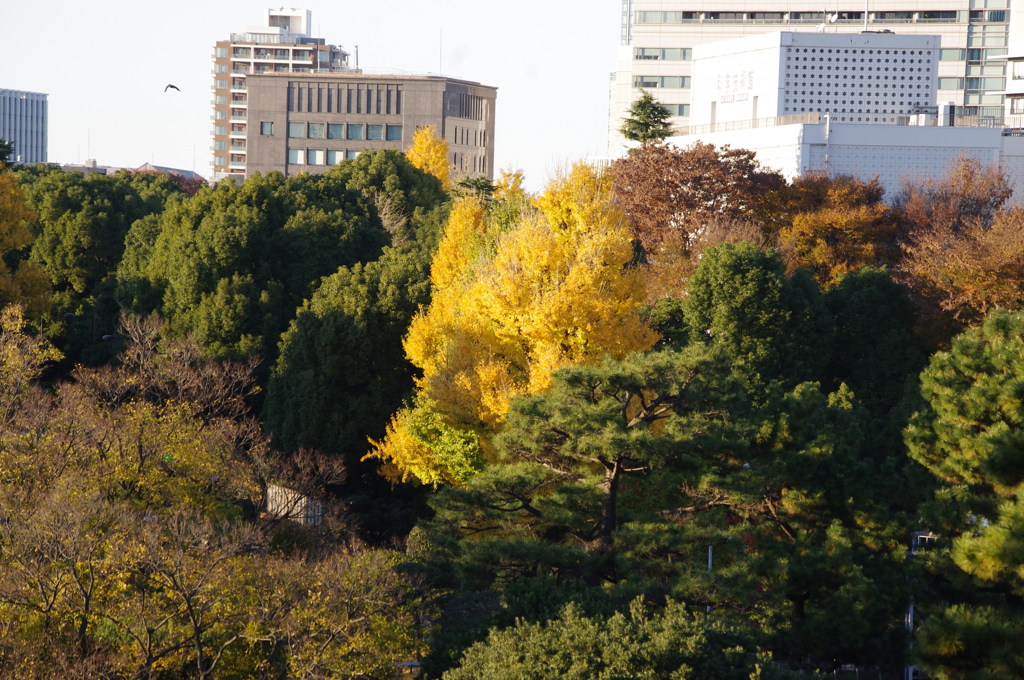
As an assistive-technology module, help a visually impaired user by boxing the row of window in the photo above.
[288,148,361,165]
[940,47,1007,61]
[260,121,405,142]
[218,46,316,61]
[634,9,1006,24]
[633,47,1008,66]
[634,48,691,61]
[938,76,1006,89]
[633,76,690,89]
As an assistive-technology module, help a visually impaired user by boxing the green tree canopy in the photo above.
[905,310,1024,680]
[444,599,796,680]
[117,149,446,362]
[418,346,909,674]
[683,242,833,396]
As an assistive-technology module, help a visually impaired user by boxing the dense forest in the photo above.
[1,137,1023,679]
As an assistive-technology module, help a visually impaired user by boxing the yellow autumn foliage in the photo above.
[0,173,50,317]
[493,167,527,200]
[405,125,452,191]
[366,163,659,484]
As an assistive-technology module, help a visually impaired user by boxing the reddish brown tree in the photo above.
[611,142,786,257]
[896,158,1021,345]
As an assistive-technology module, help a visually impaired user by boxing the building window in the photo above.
[215,79,228,89]
[367,124,384,140]
[1010,98,1024,114]
[215,95,228,105]
[288,122,305,137]
[327,150,344,165]
[215,110,227,120]
[874,11,913,21]
[938,77,965,89]
[1013,61,1024,80]
[216,63,228,74]
[214,141,227,151]
[214,156,227,166]
[287,148,304,165]
[307,149,325,165]
[260,121,274,135]
[214,125,227,135]
[940,48,966,61]
[308,123,325,138]
[385,125,403,141]
[327,123,344,139]
[920,11,957,22]
[664,104,690,116]
[233,47,251,58]
[215,47,229,58]
[346,150,360,160]
[966,76,1005,90]
[347,124,364,140]
[705,12,745,21]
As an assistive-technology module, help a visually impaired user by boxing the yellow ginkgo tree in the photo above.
[366,162,659,485]
[405,125,452,191]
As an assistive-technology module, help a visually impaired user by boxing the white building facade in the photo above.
[0,89,47,165]
[610,0,1012,154]
[661,30,1024,202]
[689,31,939,126]
[211,8,352,182]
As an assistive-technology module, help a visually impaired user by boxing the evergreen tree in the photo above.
[619,90,673,145]
[0,139,14,167]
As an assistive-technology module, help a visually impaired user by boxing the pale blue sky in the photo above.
[2,1,622,188]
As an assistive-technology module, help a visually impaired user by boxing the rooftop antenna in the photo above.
[864,0,869,31]
[439,28,443,75]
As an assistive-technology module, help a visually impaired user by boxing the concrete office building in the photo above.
[660,31,1024,201]
[1,89,47,164]
[610,0,1012,153]
[244,73,497,180]
[211,8,352,182]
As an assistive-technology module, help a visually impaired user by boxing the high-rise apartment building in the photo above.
[244,73,497,179]
[1004,0,1023,115]
[0,89,47,164]
[211,8,351,182]
[609,0,1011,153]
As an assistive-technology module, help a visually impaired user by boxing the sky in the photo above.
[2,1,623,189]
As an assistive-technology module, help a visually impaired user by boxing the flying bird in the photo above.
[164,84,180,92]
